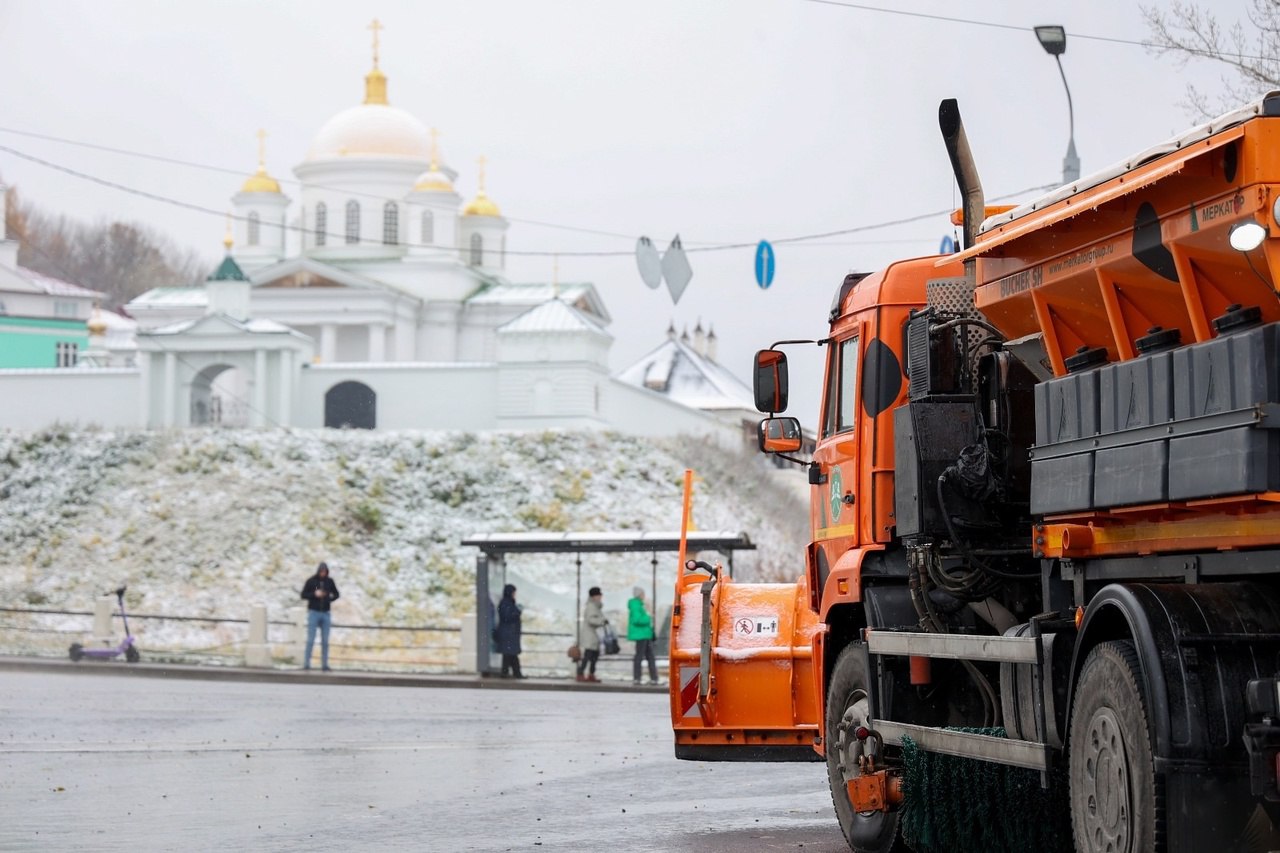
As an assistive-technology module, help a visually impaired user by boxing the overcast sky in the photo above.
[0,0,1258,420]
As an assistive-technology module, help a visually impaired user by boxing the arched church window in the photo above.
[315,203,327,247]
[470,233,483,267]
[421,210,434,245]
[247,211,260,246]
[345,200,360,245]
[383,202,399,246]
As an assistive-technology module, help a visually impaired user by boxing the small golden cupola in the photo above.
[86,303,108,337]
[463,155,502,217]
[413,129,455,193]
[240,129,282,194]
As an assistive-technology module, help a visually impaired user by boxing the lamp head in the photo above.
[1035,25,1067,56]
[1230,221,1267,253]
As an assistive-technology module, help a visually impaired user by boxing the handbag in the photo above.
[601,624,621,656]
[567,644,581,662]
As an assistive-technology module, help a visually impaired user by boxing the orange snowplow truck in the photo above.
[669,96,1280,853]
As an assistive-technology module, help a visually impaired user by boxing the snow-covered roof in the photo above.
[467,282,611,324]
[98,309,137,351]
[128,287,208,307]
[142,313,305,338]
[615,335,755,413]
[497,298,612,339]
[7,266,103,299]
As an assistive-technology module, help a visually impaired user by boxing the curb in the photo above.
[0,655,669,694]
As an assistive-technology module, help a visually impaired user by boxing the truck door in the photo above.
[812,333,862,578]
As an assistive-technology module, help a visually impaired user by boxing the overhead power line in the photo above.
[0,125,635,241]
[0,141,1053,259]
[801,0,1274,62]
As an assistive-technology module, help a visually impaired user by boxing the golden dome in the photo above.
[240,129,282,194]
[463,191,501,217]
[414,172,455,193]
[241,169,282,194]
[87,306,107,336]
[412,128,455,193]
[463,155,501,217]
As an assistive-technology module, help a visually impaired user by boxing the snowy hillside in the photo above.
[0,428,810,664]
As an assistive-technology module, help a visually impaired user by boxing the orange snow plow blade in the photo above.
[669,562,822,761]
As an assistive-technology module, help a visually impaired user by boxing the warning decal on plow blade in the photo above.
[733,615,779,637]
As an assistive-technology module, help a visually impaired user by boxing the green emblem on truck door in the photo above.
[829,466,843,521]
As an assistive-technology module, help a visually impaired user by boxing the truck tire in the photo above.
[1068,640,1158,853]
[826,643,904,853]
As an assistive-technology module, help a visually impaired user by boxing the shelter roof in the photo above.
[460,530,754,554]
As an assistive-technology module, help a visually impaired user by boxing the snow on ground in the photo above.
[0,428,809,667]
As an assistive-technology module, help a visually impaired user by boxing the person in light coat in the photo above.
[577,587,607,683]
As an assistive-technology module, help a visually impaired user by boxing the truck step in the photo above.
[872,720,1049,770]
[866,629,1039,663]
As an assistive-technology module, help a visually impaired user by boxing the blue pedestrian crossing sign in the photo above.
[755,240,776,289]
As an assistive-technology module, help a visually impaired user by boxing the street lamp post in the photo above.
[1035,25,1080,185]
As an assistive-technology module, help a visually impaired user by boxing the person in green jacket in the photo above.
[627,586,659,685]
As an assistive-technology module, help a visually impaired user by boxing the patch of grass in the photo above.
[349,500,383,533]
[517,500,569,531]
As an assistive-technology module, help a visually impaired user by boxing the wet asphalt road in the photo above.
[0,669,848,852]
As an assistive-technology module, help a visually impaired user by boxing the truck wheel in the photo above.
[1068,640,1157,853]
[826,643,904,853]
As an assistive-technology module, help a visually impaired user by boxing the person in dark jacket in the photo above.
[497,583,524,678]
[300,562,340,671]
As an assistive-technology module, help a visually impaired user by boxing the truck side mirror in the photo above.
[757,417,802,454]
[754,349,789,413]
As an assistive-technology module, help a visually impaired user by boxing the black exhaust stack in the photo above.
[939,99,985,252]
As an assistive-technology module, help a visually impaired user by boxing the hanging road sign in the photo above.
[636,236,662,289]
[939,234,956,254]
[661,235,692,304]
[755,240,775,289]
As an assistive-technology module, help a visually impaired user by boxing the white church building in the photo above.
[0,37,755,443]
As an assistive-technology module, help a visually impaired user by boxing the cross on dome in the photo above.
[363,18,389,105]
[240,128,281,193]
[369,18,383,69]
[463,155,502,217]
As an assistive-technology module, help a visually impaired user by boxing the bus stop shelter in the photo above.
[461,531,755,675]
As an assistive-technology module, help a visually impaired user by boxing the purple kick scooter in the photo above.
[69,586,140,663]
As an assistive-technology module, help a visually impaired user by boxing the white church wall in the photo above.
[496,362,609,422]
[334,325,369,362]
[296,363,499,430]
[602,378,741,446]
[0,369,140,429]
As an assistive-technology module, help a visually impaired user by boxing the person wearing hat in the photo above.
[300,562,340,671]
[576,587,607,683]
[627,586,659,685]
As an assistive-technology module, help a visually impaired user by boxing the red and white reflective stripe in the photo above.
[680,666,700,718]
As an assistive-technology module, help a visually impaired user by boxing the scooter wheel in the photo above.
[125,646,140,663]
[69,643,84,662]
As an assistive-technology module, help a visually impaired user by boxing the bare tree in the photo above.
[1143,0,1280,118]
[4,186,208,309]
